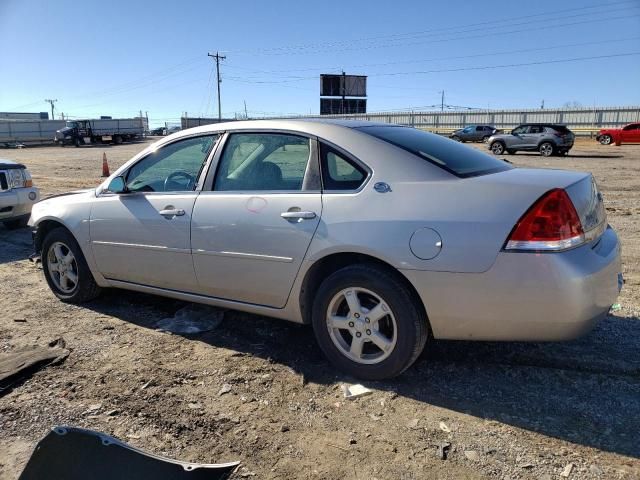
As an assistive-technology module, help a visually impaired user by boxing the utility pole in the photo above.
[208,52,226,121]
[439,91,445,112]
[45,99,58,120]
[341,71,346,115]
[540,99,545,110]
[244,100,248,120]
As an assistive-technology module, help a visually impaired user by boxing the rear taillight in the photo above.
[505,189,584,251]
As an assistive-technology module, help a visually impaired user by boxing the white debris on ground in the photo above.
[341,383,373,399]
[155,304,224,334]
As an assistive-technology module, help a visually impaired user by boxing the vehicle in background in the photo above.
[30,119,620,380]
[166,126,181,135]
[0,159,39,229]
[596,123,640,145]
[149,127,167,136]
[54,119,144,147]
[450,125,497,143]
[488,124,575,157]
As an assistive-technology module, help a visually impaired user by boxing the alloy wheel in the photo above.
[47,241,79,294]
[326,287,397,365]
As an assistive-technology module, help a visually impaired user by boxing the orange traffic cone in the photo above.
[101,152,110,177]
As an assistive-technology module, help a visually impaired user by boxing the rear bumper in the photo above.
[401,226,622,341]
[0,186,40,221]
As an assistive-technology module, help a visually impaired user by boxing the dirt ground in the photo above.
[1,137,639,480]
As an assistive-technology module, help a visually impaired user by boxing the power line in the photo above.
[223,51,640,86]
[224,35,640,75]
[228,2,639,56]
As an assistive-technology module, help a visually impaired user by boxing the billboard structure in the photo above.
[320,73,367,115]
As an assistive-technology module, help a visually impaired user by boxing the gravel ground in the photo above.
[0,137,639,479]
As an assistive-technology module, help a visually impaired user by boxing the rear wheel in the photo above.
[451,135,462,142]
[599,134,613,145]
[312,264,428,380]
[482,135,490,143]
[539,142,554,157]
[42,228,101,303]
[490,141,505,155]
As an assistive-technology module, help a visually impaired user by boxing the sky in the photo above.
[1,0,639,127]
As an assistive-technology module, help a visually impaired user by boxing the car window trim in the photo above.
[99,132,221,197]
[318,139,371,194]
[202,129,322,194]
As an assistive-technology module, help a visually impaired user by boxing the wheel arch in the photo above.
[298,251,429,330]
[34,219,75,254]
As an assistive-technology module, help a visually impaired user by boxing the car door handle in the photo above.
[281,211,317,220]
[159,208,185,217]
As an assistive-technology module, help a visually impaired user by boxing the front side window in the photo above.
[126,135,217,192]
[512,126,528,134]
[320,143,366,190]
[475,126,484,131]
[214,133,311,191]
[463,126,474,133]
[623,124,640,131]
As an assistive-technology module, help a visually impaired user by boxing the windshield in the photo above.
[357,126,512,178]
[66,121,78,128]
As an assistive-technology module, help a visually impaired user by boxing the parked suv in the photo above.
[488,124,575,157]
[0,159,39,229]
[450,125,497,143]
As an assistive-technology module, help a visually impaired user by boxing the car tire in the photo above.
[42,227,102,303]
[482,135,490,143]
[539,142,554,157]
[74,138,80,147]
[311,264,429,380]
[599,134,613,145]
[490,141,505,155]
[451,135,462,142]
[506,149,516,155]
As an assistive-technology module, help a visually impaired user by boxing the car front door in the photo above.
[621,124,640,143]
[190,132,322,308]
[509,125,529,148]
[521,125,544,149]
[90,134,218,291]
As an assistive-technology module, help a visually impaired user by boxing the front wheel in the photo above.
[539,142,554,157]
[42,227,101,303]
[451,135,462,142]
[490,141,505,155]
[599,134,613,145]
[311,264,429,380]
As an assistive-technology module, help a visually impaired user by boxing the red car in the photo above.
[597,122,640,145]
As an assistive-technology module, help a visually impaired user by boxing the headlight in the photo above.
[7,169,33,188]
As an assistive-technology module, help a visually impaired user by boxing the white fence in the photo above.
[183,106,640,136]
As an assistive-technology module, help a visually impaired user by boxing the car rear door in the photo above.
[90,134,218,292]
[190,131,322,308]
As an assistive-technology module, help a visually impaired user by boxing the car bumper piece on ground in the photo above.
[402,226,621,341]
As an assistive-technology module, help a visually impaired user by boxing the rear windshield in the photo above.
[357,126,511,178]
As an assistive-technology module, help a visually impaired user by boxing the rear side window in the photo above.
[357,126,511,178]
[320,143,366,190]
[549,125,571,134]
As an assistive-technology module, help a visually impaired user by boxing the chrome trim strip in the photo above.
[505,234,584,252]
[91,240,190,254]
[192,249,293,263]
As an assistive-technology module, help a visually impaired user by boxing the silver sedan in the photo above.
[30,120,622,379]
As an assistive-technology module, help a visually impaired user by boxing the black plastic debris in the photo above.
[19,426,239,480]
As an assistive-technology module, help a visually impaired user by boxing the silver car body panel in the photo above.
[30,119,621,341]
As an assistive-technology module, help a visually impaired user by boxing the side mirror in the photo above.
[106,176,128,194]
